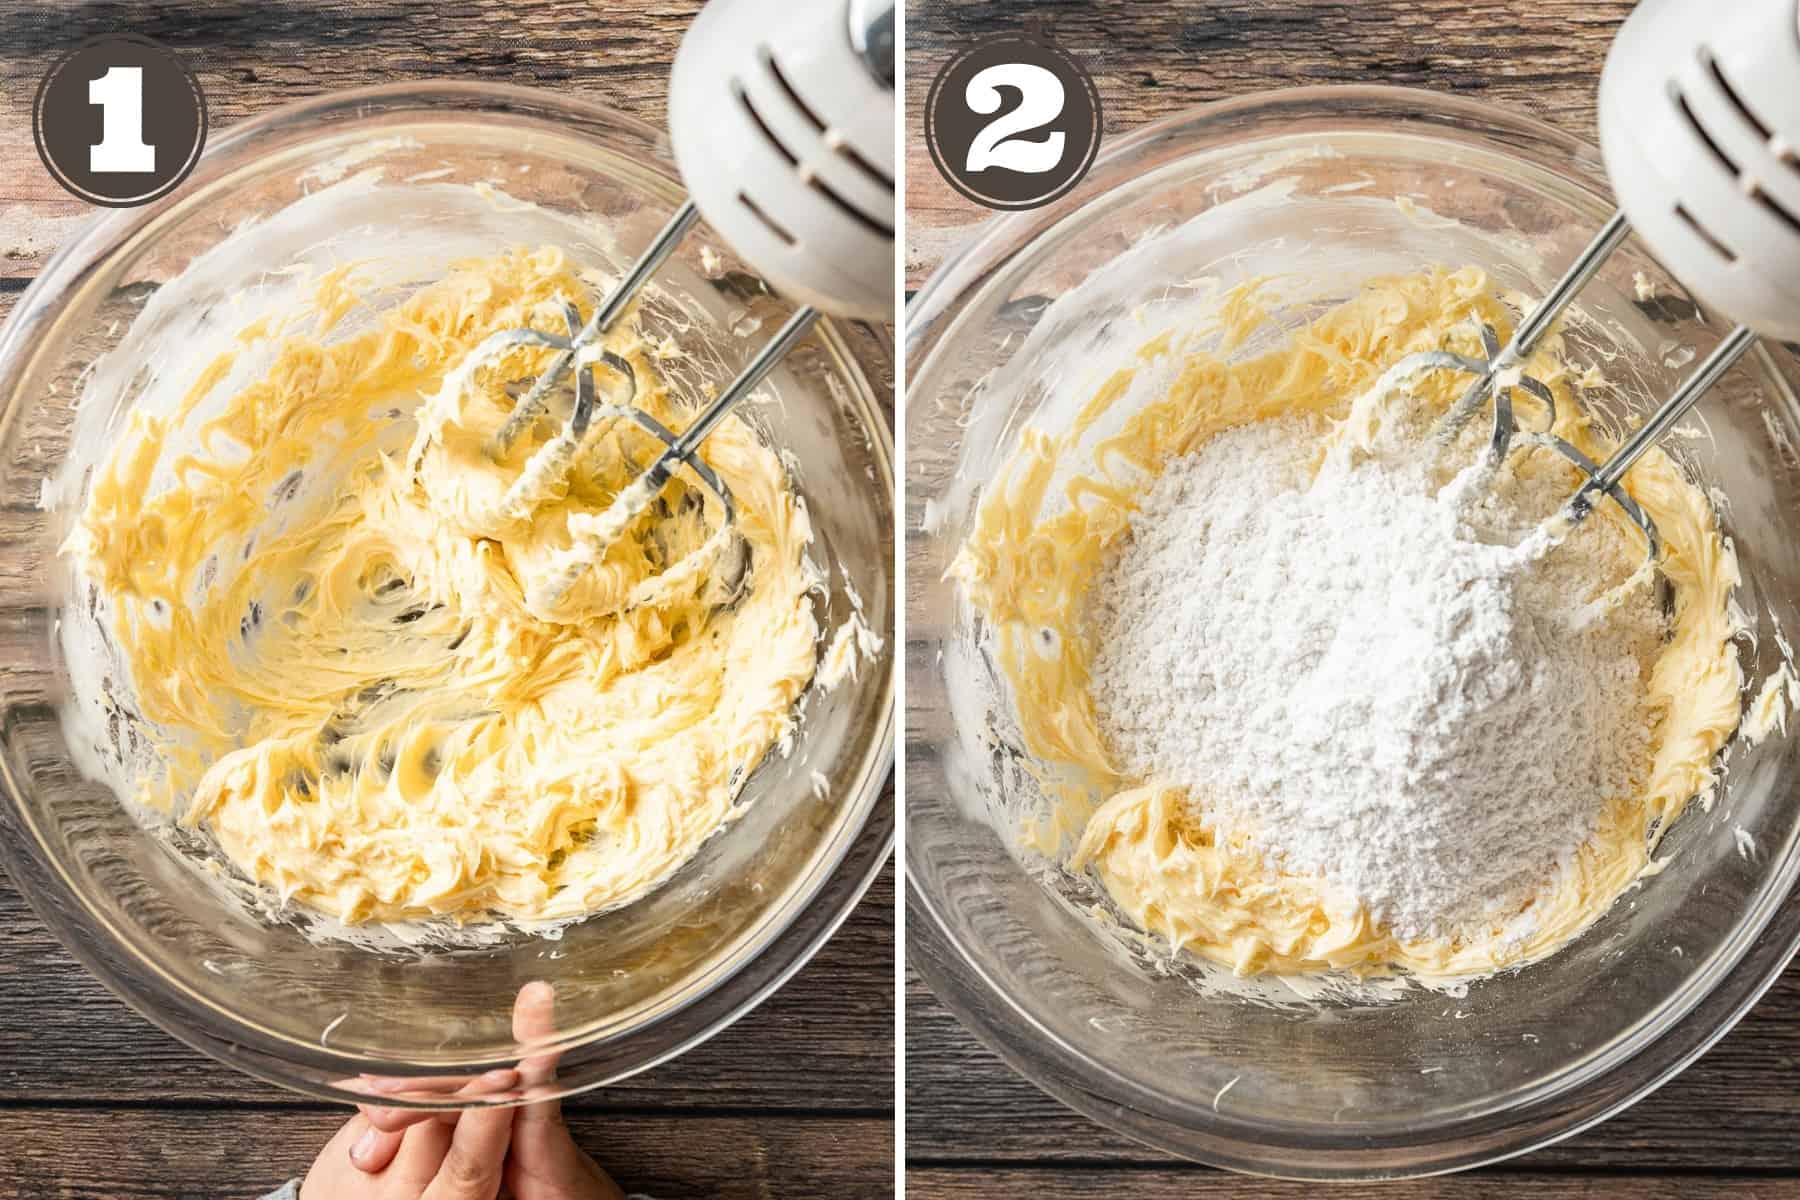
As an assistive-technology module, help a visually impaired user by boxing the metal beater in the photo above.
[1389,0,1799,563]
[464,0,894,616]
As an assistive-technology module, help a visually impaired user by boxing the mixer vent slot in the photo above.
[735,78,888,240]
[737,48,893,243]
[764,47,895,194]
[1674,88,1739,177]
[764,50,826,135]
[738,191,797,247]
[814,175,894,238]
[1702,49,1772,141]
[1701,47,1800,234]
[1751,181,1800,237]
[736,82,800,169]
[840,138,894,190]
[1676,53,1800,240]
[1675,202,1738,263]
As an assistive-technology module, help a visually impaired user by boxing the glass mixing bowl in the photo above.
[906,85,1800,1178]
[0,83,893,1106]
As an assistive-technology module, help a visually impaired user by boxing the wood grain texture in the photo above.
[905,964,1800,1174]
[903,0,1635,286]
[0,1108,893,1200]
[907,1169,1800,1199]
[0,3,894,1196]
[0,0,708,279]
[902,0,1800,1194]
[0,867,894,1113]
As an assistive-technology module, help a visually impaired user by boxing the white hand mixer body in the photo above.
[1400,0,1800,563]
[454,0,894,616]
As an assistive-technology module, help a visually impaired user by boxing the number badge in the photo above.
[924,34,1102,212]
[34,34,207,208]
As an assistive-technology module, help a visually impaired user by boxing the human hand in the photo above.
[300,1091,514,1200]
[343,983,623,1200]
[501,981,625,1200]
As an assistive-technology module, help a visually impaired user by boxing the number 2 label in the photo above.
[89,65,155,174]
[963,62,1066,175]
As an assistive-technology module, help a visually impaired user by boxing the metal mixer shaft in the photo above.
[449,0,895,618]
[1393,0,1798,568]
[457,198,821,615]
[1395,210,1755,567]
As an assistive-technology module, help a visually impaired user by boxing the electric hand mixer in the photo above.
[457,0,894,616]
[1396,0,1800,565]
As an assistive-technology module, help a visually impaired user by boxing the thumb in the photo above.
[505,981,623,1198]
[505,1100,625,1200]
[507,1093,574,1172]
[347,1117,405,1174]
[422,1104,513,1200]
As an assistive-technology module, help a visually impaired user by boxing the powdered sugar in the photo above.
[1086,415,1661,942]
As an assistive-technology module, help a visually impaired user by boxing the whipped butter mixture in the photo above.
[66,247,819,924]
[952,268,1743,979]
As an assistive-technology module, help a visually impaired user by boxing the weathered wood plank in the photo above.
[907,1168,1800,1199]
[903,0,1636,286]
[905,965,1800,1172]
[0,1108,893,1200]
[0,0,708,278]
[0,860,892,1111]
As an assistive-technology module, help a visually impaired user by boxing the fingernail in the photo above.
[351,1127,379,1163]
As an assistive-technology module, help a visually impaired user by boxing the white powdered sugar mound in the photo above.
[1085,416,1661,942]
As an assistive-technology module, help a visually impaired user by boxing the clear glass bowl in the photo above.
[905,85,1800,1178]
[0,82,893,1106]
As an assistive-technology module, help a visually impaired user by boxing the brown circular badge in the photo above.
[33,34,207,209]
[924,34,1102,212]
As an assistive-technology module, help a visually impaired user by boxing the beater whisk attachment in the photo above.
[441,196,825,619]
[519,299,820,618]
[455,299,639,525]
[425,0,896,618]
[1384,210,1755,570]
[488,201,701,460]
[1390,0,1800,570]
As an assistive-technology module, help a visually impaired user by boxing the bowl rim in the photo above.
[903,81,1800,1178]
[0,78,897,1104]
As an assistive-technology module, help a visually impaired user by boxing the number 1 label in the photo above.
[89,65,155,174]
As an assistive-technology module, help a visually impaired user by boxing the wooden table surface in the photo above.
[904,1,1800,1197]
[0,4,893,1198]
